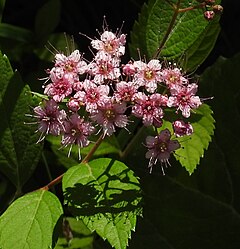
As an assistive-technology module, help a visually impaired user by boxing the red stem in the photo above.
[39,133,105,191]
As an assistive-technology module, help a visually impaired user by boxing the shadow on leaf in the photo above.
[63,161,142,217]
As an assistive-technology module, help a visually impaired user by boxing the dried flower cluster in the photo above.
[32,27,203,172]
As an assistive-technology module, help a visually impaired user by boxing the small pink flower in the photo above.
[61,113,95,159]
[114,81,138,103]
[67,97,81,112]
[74,79,110,113]
[160,67,188,88]
[145,129,180,174]
[173,120,193,137]
[44,77,72,102]
[54,50,88,75]
[167,83,202,118]
[88,52,121,84]
[132,92,165,126]
[122,61,136,76]
[133,59,162,93]
[90,99,128,136]
[91,31,126,57]
[33,99,66,142]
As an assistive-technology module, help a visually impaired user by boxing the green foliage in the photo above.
[62,158,142,249]
[0,0,229,248]
[35,0,61,40]
[0,52,43,192]
[0,23,34,43]
[161,104,215,174]
[176,104,215,174]
[130,0,221,71]
[0,190,63,249]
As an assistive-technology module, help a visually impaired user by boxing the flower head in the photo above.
[33,99,66,142]
[132,92,166,126]
[61,113,95,159]
[91,31,126,57]
[133,59,162,93]
[44,77,72,102]
[161,66,188,88]
[74,79,110,113]
[145,129,180,174]
[90,99,128,136]
[167,83,202,118]
[88,52,121,84]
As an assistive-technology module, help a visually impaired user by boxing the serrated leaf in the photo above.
[0,190,63,249]
[62,158,142,249]
[130,0,221,71]
[0,52,43,191]
[184,17,220,71]
[174,104,215,174]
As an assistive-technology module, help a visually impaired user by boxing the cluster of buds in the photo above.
[197,0,224,20]
[32,28,203,173]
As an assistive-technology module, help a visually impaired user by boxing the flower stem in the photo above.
[178,3,206,13]
[40,173,64,191]
[153,0,206,58]
[153,0,181,58]
[39,133,104,191]
[82,133,104,163]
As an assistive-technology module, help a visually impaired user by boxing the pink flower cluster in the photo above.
[33,27,203,172]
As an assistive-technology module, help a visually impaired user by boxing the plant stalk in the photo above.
[39,133,105,191]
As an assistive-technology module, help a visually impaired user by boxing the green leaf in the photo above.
[176,104,215,174]
[35,0,61,40]
[184,16,220,71]
[0,52,43,191]
[0,0,6,22]
[0,190,63,249]
[62,158,142,249]
[0,23,34,43]
[54,217,94,249]
[130,0,221,71]
[160,104,215,174]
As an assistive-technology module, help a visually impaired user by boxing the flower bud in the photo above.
[204,10,215,20]
[213,5,223,14]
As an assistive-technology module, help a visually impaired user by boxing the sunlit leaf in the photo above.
[161,104,215,174]
[62,158,142,249]
[0,190,63,249]
[130,0,221,71]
